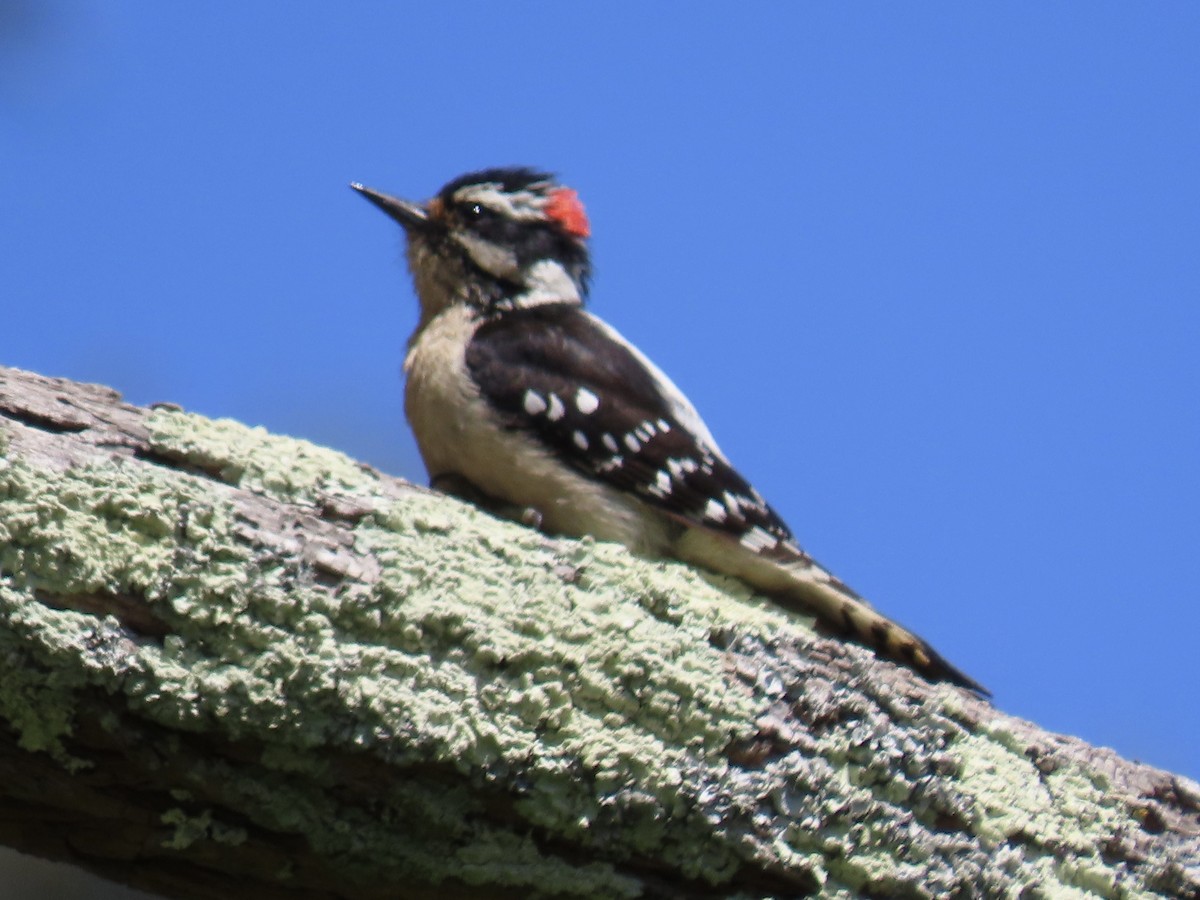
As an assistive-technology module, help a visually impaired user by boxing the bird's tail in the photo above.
[773,554,990,696]
[806,573,988,695]
[675,529,990,696]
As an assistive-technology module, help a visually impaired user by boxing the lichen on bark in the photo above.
[0,365,1196,899]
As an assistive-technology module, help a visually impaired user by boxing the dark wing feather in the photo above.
[465,305,796,548]
[465,306,989,694]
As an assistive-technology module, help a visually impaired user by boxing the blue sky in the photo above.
[2,2,1197,787]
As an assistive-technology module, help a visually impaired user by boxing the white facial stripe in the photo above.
[453,231,519,279]
[452,182,552,221]
[509,259,582,309]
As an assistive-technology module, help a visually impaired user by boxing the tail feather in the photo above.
[777,556,990,697]
[672,527,990,696]
[821,583,989,695]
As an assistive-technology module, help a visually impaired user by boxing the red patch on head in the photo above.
[545,187,590,239]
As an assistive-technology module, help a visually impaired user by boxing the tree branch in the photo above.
[0,364,1196,899]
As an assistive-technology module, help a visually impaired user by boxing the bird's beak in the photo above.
[350,182,430,231]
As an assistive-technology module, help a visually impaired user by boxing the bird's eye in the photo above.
[456,200,498,231]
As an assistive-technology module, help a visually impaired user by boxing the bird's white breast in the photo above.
[404,305,672,554]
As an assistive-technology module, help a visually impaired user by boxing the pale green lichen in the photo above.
[953,731,1160,899]
[161,808,248,850]
[0,409,771,893]
[0,405,1183,897]
[957,732,1064,844]
[147,408,381,505]
[0,586,89,765]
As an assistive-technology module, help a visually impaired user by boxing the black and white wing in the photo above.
[464,303,988,695]
[465,304,809,559]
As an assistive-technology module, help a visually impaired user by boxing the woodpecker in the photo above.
[351,168,987,695]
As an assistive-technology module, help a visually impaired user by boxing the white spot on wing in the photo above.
[624,433,641,452]
[667,457,699,478]
[602,433,619,453]
[547,393,566,421]
[704,499,727,523]
[739,527,779,553]
[655,470,672,494]
[597,454,624,473]
[575,387,600,415]
[523,389,547,416]
[573,430,589,451]
[582,311,726,459]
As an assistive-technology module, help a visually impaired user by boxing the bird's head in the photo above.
[352,167,591,321]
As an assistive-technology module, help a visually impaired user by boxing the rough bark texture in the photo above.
[0,363,1196,900]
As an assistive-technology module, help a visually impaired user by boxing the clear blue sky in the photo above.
[2,3,1197,785]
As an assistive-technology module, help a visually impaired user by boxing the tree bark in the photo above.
[0,363,1196,900]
